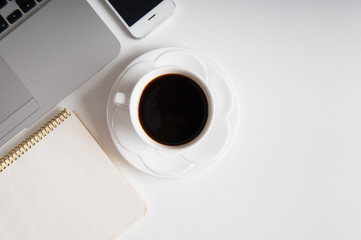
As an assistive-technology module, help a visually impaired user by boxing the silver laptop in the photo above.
[0,0,120,146]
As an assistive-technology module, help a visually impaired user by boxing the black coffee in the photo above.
[139,74,208,146]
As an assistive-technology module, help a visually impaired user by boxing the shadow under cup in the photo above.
[137,71,211,148]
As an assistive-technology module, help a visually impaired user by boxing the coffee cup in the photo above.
[113,66,214,151]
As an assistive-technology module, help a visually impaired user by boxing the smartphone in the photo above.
[105,0,176,38]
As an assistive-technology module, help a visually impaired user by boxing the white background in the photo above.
[3,0,361,239]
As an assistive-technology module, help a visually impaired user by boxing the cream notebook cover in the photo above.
[0,109,146,240]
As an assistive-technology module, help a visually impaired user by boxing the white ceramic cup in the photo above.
[113,66,214,152]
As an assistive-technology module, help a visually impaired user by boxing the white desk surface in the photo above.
[2,0,361,239]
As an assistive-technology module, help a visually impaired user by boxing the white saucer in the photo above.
[107,47,239,179]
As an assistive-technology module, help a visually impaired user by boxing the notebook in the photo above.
[0,109,146,240]
[0,0,120,147]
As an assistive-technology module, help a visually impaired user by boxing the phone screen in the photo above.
[108,0,163,27]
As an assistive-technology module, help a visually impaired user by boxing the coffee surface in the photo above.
[139,74,208,146]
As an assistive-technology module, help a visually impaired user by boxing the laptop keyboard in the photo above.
[0,0,49,40]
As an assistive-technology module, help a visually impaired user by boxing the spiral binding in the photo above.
[0,109,71,172]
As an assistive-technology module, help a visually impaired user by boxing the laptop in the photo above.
[0,0,120,146]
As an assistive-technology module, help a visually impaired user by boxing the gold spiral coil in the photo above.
[0,109,71,172]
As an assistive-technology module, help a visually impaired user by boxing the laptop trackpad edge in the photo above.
[0,98,39,140]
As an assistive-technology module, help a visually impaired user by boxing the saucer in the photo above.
[107,47,239,179]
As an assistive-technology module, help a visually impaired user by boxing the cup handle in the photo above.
[113,92,130,108]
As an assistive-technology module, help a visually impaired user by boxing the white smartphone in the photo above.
[105,0,176,38]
